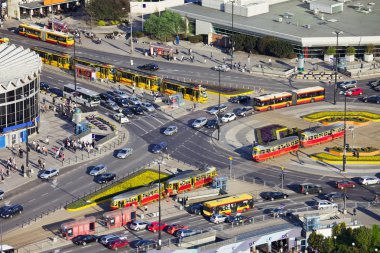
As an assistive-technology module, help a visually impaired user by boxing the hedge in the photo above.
[329,146,379,153]
[302,111,380,122]
[66,169,169,211]
[311,152,380,161]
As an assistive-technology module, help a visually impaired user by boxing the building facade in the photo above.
[0,43,42,149]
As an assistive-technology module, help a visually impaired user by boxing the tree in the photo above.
[161,11,185,35]
[257,36,276,54]
[308,231,324,250]
[320,237,334,253]
[244,36,257,53]
[86,0,130,21]
[372,225,380,248]
[366,44,375,54]
[352,227,372,252]
[267,39,294,58]
[144,14,173,41]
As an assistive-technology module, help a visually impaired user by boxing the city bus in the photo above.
[0,245,15,253]
[162,79,208,103]
[32,47,71,69]
[165,166,217,196]
[116,68,161,91]
[292,86,325,105]
[202,193,254,217]
[73,57,115,80]
[18,23,74,46]
[110,184,164,210]
[63,84,100,107]
[252,136,300,162]
[300,123,344,147]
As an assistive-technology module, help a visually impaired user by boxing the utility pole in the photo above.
[157,161,162,250]
[74,36,77,104]
[230,0,235,68]
[333,31,343,105]
[281,166,284,191]
[130,13,134,54]
[229,156,233,179]
[217,70,221,140]
[342,91,347,172]
[50,0,54,31]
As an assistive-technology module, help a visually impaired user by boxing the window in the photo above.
[7,90,15,102]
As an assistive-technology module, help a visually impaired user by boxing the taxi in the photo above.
[0,37,10,43]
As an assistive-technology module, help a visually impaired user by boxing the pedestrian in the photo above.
[42,160,46,170]
[61,153,65,166]
[21,164,25,174]
[353,208,356,216]
[132,86,135,94]
[38,158,42,170]
[223,57,226,64]
[118,84,121,90]
[210,52,213,59]
[144,205,148,213]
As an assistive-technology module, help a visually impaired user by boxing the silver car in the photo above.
[116,148,133,159]
[141,102,156,112]
[128,96,141,105]
[208,104,227,115]
[89,164,107,176]
[39,168,59,179]
[163,125,178,136]
[104,101,121,111]
[113,89,128,99]
[192,117,208,128]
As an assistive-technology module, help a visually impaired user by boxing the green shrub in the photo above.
[110,20,120,25]
[326,46,336,55]
[366,44,375,54]
[346,46,356,55]
[134,31,145,38]
[98,20,106,26]
[188,35,203,43]
[312,153,380,161]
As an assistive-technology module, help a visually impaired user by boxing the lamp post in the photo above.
[74,35,77,102]
[50,0,54,31]
[332,31,343,105]
[348,125,355,148]
[217,69,221,140]
[230,0,235,68]
[157,160,162,250]
[342,91,347,172]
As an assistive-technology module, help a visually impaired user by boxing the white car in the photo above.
[128,96,141,105]
[116,147,133,159]
[210,214,228,224]
[192,117,208,128]
[129,221,150,231]
[338,80,357,90]
[39,168,59,179]
[315,200,338,210]
[113,113,129,123]
[212,64,230,72]
[141,102,156,112]
[208,105,227,115]
[89,164,107,176]
[358,176,380,185]
[221,112,236,123]
[113,89,128,99]
[163,125,178,136]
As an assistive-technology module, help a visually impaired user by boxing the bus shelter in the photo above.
[103,206,137,229]
[60,216,96,240]
[150,44,173,58]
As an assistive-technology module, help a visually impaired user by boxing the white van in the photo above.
[315,200,338,210]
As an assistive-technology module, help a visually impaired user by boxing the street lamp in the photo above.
[332,31,343,105]
[230,0,235,68]
[217,69,221,140]
[157,160,162,250]
[348,126,355,148]
[342,90,347,172]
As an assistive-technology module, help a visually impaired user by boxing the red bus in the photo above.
[165,166,217,196]
[252,136,300,162]
[300,123,344,147]
[110,183,164,210]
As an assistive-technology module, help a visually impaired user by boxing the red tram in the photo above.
[252,136,300,162]
[300,123,345,147]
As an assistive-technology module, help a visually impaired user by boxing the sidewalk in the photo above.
[0,92,127,197]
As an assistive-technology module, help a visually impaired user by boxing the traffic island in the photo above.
[302,111,380,124]
[310,152,380,165]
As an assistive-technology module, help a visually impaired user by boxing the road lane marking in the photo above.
[41,193,49,197]
[27,198,36,203]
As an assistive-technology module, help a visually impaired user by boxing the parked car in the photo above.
[106,238,129,250]
[138,63,159,71]
[94,173,116,184]
[358,176,380,185]
[72,235,98,246]
[147,222,168,232]
[127,96,141,106]
[99,234,123,245]
[221,112,236,123]
[116,147,133,159]
[369,79,380,87]
[175,229,198,238]
[187,203,203,215]
[236,107,254,117]
[229,95,251,104]
[0,190,4,200]
[151,142,168,154]
[167,224,189,235]
[363,95,380,104]
[113,89,128,99]
[298,183,323,195]
[130,105,144,115]
[39,168,59,179]
[49,87,63,97]
[40,82,50,91]
[374,85,380,91]
[337,80,357,90]
[141,102,156,112]
[315,200,338,210]
[344,87,363,96]
[89,164,107,176]
[122,108,135,118]
[163,125,178,136]
[129,221,150,231]
[132,239,157,249]
[0,204,23,219]
[323,192,347,202]
[212,64,230,72]
[335,180,356,189]
[208,104,228,114]
[261,191,289,201]
[205,119,219,129]
[113,113,129,123]
[192,117,208,128]
[210,214,228,224]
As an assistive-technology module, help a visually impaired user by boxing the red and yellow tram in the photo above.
[252,136,300,162]
[165,166,217,196]
[300,123,345,147]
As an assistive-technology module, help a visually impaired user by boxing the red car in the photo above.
[345,87,363,96]
[106,239,129,251]
[147,222,168,232]
[166,224,189,235]
[335,180,356,189]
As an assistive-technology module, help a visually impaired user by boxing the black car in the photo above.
[369,79,380,87]
[115,97,129,107]
[40,82,50,91]
[0,204,23,218]
[298,183,323,195]
[49,87,63,97]
[0,190,4,200]
[72,235,98,246]
[236,107,254,117]
[94,173,116,184]
[323,192,347,202]
[363,95,380,104]
[100,92,115,101]
[229,95,251,104]
[138,63,159,71]
[132,239,157,249]
[225,215,252,224]
[187,203,203,215]
[131,105,144,115]
[122,108,135,118]
[261,191,289,201]
[205,119,220,129]
[151,142,168,154]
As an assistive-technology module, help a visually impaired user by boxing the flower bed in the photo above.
[96,116,116,131]
[302,111,380,123]
[66,169,169,211]
[328,146,380,156]
[310,152,380,164]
